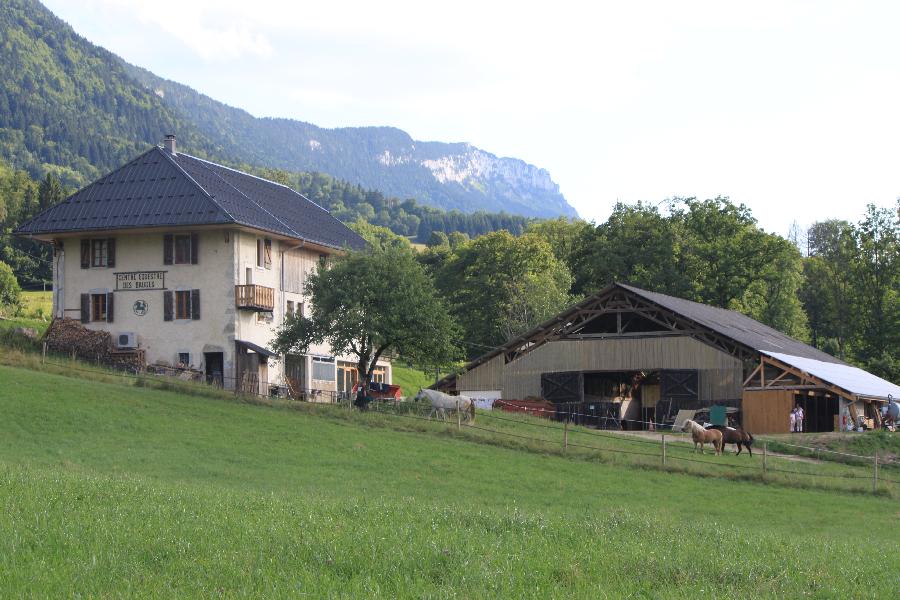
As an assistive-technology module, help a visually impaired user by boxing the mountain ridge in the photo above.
[121,61,575,217]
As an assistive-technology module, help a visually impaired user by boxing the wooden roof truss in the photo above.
[501,287,757,364]
[743,354,858,403]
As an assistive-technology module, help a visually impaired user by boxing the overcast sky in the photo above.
[44,0,900,235]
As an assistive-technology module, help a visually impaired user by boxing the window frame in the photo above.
[311,356,336,382]
[91,239,108,268]
[174,290,192,320]
[90,293,107,322]
[257,238,273,269]
[173,234,192,265]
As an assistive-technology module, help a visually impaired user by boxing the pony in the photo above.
[415,389,476,423]
[707,425,754,456]
[681,419,723,455]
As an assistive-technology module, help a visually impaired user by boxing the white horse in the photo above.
[415,389,475,423]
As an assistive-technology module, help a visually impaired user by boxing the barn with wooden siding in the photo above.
[436,283,900,433]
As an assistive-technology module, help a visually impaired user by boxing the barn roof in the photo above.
[438,282,865,390]
[14,145,366,251]
[617,284,843,364]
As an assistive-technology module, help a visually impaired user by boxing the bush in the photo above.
[0,261,22,316]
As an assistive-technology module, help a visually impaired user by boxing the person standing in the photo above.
[789,406,797,432]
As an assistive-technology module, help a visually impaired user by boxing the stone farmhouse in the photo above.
[15,135,391,397]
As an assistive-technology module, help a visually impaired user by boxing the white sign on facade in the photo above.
[115,271,166,291]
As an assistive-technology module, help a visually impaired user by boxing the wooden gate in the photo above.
[541,371,584,404]
[657,369,699,422]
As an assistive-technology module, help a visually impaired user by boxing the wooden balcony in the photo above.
[235,284,275,311]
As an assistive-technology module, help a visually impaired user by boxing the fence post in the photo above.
[42,342,47,365]
[763,441,768,476]
[564,419,569,453]
[661,434,666,466]
[456,399,461,431]
[873,451,878,494]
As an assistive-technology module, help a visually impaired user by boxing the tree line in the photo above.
[353,197,899,382]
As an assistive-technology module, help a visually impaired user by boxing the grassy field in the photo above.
[20,289,52,319]
[391,363,435,397]
[1,364,898,597]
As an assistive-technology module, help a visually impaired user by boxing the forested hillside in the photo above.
[0,0,574,218]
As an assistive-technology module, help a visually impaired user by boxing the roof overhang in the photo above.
[746,352,900,403]
[17,223,353,254]
[236,339,278,358]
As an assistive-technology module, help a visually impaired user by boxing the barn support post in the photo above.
[873,451,878,494]
[661,434,666,466]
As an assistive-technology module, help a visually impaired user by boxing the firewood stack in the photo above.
[44,318,144,371]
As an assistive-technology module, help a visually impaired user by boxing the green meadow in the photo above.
[0,364,897,598]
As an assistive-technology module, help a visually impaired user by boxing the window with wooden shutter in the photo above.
[106,238,116,268]
[163,234,174,265]
[80,240,90,269]
[80,293,90,322]
[264,239,272,269]
[191,289,200,320]
[163,290,174,321]
[190,233,199,264]
[106,292,114,323]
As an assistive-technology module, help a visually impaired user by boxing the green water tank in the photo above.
[710,405,727,426]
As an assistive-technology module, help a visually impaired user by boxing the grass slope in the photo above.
[391,364,434,397]
[0,365,897,597]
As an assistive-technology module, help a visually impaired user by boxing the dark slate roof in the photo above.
[15,146,366,251]
[617,283,845,364]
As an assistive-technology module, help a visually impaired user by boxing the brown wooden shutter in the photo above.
[80,293,90,323]
[106,238,116,268]
[163,234,174,265]
[80,240,90,269]
[190,233,199,264]
[106,292,114,323]
[264,239,272,269]
[191,289,200,320]
[163,291,174,321]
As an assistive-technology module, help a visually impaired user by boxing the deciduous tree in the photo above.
[271,246,460,393]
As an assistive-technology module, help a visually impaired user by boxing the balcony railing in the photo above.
[235,284,275,311]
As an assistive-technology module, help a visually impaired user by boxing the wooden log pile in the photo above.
[44,318,144,371]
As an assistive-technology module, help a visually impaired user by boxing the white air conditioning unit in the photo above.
[117,332,137,349]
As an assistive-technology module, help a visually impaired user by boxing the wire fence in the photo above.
[12,349,900,493]
[367,398,899,492]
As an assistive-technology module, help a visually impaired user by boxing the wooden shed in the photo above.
[436,283,900,433]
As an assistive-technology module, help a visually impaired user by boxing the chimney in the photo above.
[163,134,176,155]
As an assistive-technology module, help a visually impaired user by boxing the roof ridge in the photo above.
[154,146,238,225]
[175,153,303,239]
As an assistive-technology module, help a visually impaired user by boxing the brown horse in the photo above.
[707,425,754,456]
[682,419,723,455]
